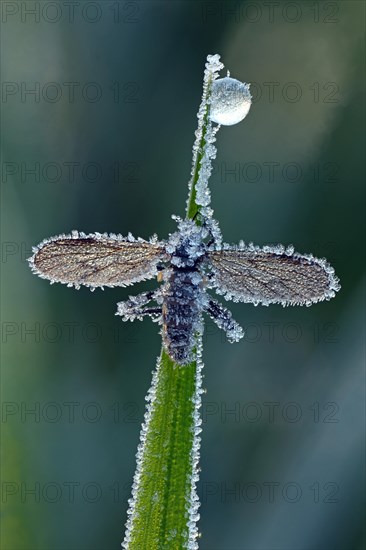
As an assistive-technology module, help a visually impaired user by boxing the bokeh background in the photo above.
[1,1,365,549]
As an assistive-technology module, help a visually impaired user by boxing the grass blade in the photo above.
[122,54,223,549]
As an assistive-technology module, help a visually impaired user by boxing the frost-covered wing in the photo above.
[207,243,340,306]
[29,231,166,289]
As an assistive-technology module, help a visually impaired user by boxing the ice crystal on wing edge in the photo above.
[121,336,204,550]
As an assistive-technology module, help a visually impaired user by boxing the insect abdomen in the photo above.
[162,270,202,365]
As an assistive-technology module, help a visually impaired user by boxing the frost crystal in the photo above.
[186,334,204,550]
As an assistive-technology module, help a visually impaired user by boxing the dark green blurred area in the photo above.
[1,1,365,549]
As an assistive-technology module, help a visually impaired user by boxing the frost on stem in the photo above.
[121,335,205,550]
[121,355,162,550]
[186,54,223,220]
[187,336,205,550]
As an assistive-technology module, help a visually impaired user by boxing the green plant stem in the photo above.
[125,351,198,549]
[123,63,216,550]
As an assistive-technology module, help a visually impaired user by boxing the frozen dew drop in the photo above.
[210,77,252,126]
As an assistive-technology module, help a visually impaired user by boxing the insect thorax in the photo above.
[165,218,208,269]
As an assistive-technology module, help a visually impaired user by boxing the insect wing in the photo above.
[207,244,340,306]
[29,231,167,289]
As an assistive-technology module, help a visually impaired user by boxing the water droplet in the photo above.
[210,77,252,126]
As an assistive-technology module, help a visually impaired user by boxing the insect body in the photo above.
[162,269,204,364]
[29,216,340,365]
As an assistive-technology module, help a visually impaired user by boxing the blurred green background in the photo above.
[1,1,365,549]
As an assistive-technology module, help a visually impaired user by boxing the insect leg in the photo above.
[204,297,244,342]
[116,290,162,321]
[139,307,162,318]
[203,216,223,250]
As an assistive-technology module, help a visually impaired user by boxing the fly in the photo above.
[28,215,340,365]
